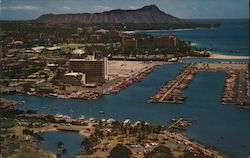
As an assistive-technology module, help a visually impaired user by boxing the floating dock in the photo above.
[221,70,238,104]
[148,63,197,104]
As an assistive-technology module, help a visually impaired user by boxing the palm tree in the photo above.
[57,141,64,149]
[56,141,64,156]
[35,134,44,143]
[81,138,93,154]
[62,148,68,158]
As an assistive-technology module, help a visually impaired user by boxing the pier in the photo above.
[221,70,238,104]
[168,118,192,130]
[168,118,183,129]
[148,63,197,103]
[236,70,250,107]
[196,63,250,107]
[107,65,156,93]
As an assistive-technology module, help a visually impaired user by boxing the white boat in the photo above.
[78,115,85,120]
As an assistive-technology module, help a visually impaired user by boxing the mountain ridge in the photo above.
[36,5,184,24]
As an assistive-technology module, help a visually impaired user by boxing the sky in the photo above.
[0,0,249,20]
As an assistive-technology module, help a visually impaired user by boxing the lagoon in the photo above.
[40,131,84,158]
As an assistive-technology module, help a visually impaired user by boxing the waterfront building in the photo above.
[153,35,177,48]
[122,34,177,50]
[69,56,108,84]
[62,72,86,86]
[122,35,138,50]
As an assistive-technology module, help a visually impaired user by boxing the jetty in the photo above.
[168,118,192,130]
[221,70,238,104]
[107,65,156,93]
[236,70,250,107]
[148,63,196,103]
[168,118,183,129]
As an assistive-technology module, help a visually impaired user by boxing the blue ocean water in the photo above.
[138,19,249,57]
[180,57,249,63]
[3,64,250,158]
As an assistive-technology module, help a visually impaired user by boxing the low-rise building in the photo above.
[62,72,86,86]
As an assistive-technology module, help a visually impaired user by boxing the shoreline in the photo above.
[36,121,227,158]
[122,28,195,34]
[1,63,159,101]
[209,53,250,59]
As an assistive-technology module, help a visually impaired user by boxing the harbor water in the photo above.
[3,64,250,158]
[2,19,250,158]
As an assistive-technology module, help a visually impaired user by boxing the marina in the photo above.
[221,70,238,104]
[4,64,250,158]
[1,18,250,158]
[237,69,250,107]
[196,63,250,107]
[148,63,197,103]
[107,65,157,93]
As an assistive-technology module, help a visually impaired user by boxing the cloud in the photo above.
[0,0,7,5]
[1,5,43,11]
[94,5,113,12]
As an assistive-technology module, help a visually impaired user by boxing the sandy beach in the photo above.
[209,53,250,59]
[196,63,248,70]
[108,60,156,80]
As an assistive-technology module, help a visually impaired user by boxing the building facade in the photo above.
[69,57,108,84]
[153,35,177,48]
[122,36,138,50]
[62,72,86,86]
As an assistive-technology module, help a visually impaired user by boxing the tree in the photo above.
[62,148,68,158]
[109,144,132,158]
[81,138,93,154]
[35,134,44,143]
[56,141,64,156]
[182,151,213,158]
[22,129,34,135]
[1,120,16,131]
[57,141,64,149]
[145,145,175,158]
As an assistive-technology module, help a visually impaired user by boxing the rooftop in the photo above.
[65,72,84,77]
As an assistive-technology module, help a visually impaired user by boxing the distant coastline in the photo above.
[209,53,250,59]
[123,28,195,34]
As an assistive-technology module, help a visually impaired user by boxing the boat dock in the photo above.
[168,118,192,130]
[221,70,238,104]
[168,118,183,129]
[236,70,250,107]
[108,65,156,93]
[196,63,250,107]
[148,63,197,103]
